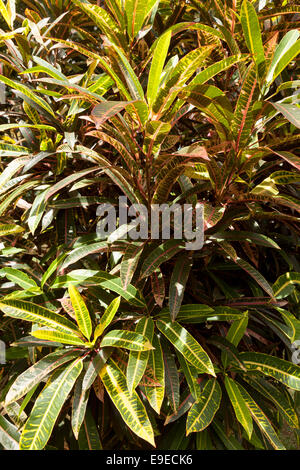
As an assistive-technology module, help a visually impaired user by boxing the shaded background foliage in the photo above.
[0,0,299,450]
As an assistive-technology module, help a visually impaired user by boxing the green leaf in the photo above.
[0,268,40,292]
[190,55,248,86]
[109,43,144,100]
[239,352,300,390]
[169,254,192,321]
[68,284,92,340]
[237,382,285,450]
[32,329,88,347]
[27,188,48,235]
[120,242,144,289]
[176,351,201,401]
[20,358,83,450]
[0,415,20,450]
[224,376,253,439]
[140,240,184,279]
[78,408,102,450]
[127,317,154,394]
[162,339,179,412]
[0,75,55,117]
[125,0,158,41]
[82,349,112,391]
[156,320,215,376]
[52,269,146,308]
[5,349,80,405]
[144,334,165,414]
[100,329,154,351]
[99,358,155,446]
[147,30,171,108]
[272,102,300,129]
[157,304,246,323]
[0,224,24,237]
[72,375,90,439]
[245,376,299,429]
[71,0,125,50]
[0,299,80,335]
[186,379,222,434]
[240,0,265,77]
[94,296,121,339]
[266,31,300,86]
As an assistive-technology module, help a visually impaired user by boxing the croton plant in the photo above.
[0,0,299,451]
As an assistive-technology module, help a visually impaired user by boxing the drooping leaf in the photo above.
[99,358,155,446]
[186,379,222,434]
[20,358,83,450]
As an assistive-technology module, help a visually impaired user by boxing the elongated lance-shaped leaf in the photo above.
[186,379,222,434]
[161,337,179,412]
[125,0,158,41]
[273,272,300,299]
[0,75,55,117]
[82,349,113,391]
[0,224,24,236]
[156,319,215,376]
[147,30,171,108]
[240,0,265,78]
[52,269,146,308]
[127,317,154,394]
[94,296,121,340]
[239,352,300,390]
[0,415,20,450]
[176,351,201,401]
[236,382,285,450]
[100,329,154,351]
[0,268,40,292]
[0,299,81,335]
[140,240,184,279]
[189,55,248,86]
[20,358,83,450]
[78,407,102,450]
[244,375,299,429]
[71,0,125,50]
[27,188,48,235]
[60,241,108,272]
[144,334,165,414]
[265,30,300,86]
[99,358,155,446]
[232,64,258,150]
[72,374,90,439]
[164,391,195,425]
[222,314,248,368]
[121,242,144,289]
[224,376,253,439]
[213,419,244,450]
[169,254,192,321]
[32,329,88,347]
[272,102,300,129]
[5,349,81,405]
[109,43,144,100]
[68,284,92,340]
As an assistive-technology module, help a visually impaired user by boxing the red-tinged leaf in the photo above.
[91,101,132,127]
[150,268,165,308]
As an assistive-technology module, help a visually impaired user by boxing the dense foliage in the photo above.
[0,0,300,451]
